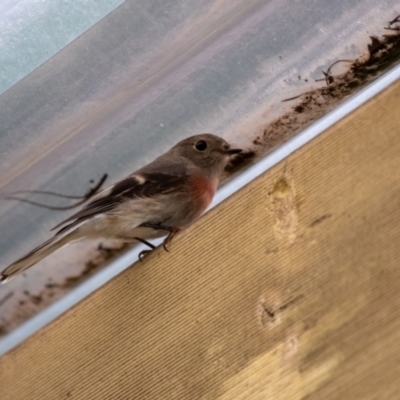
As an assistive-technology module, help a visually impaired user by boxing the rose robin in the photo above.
[0,134,241,283]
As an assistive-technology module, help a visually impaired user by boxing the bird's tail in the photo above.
[0,232,74,284]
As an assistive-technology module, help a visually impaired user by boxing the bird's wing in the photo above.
[52,164,189,232]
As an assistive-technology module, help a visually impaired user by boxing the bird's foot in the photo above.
[162,227,180,252]
[139,249,153,261]
[139,223,181,253]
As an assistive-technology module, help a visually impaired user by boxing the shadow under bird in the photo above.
[0,134,241,283]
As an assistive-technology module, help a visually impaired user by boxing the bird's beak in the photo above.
[227,148,242,155]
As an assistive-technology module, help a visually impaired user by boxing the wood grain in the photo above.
[1,79,400,399]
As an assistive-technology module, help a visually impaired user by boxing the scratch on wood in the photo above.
[310,214,332,227]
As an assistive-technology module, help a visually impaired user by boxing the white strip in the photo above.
[0,65,399,357]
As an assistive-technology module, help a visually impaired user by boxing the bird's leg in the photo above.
[134,237,156,249]
[121,236,157,261]
[140,223,181,252]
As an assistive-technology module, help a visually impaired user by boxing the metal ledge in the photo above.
[1,63,399,357]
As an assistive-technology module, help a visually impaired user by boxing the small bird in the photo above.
[0,134,241,283]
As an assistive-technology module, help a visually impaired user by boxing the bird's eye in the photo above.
[195,140,207,151]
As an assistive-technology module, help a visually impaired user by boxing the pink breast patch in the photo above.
[188,173,218,214]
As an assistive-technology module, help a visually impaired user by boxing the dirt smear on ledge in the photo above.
[225,14,400,177]
[0,241,129,336]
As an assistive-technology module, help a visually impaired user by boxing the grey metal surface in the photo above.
[0,0,399,337]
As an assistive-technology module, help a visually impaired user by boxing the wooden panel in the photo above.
[1,79,400,399]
